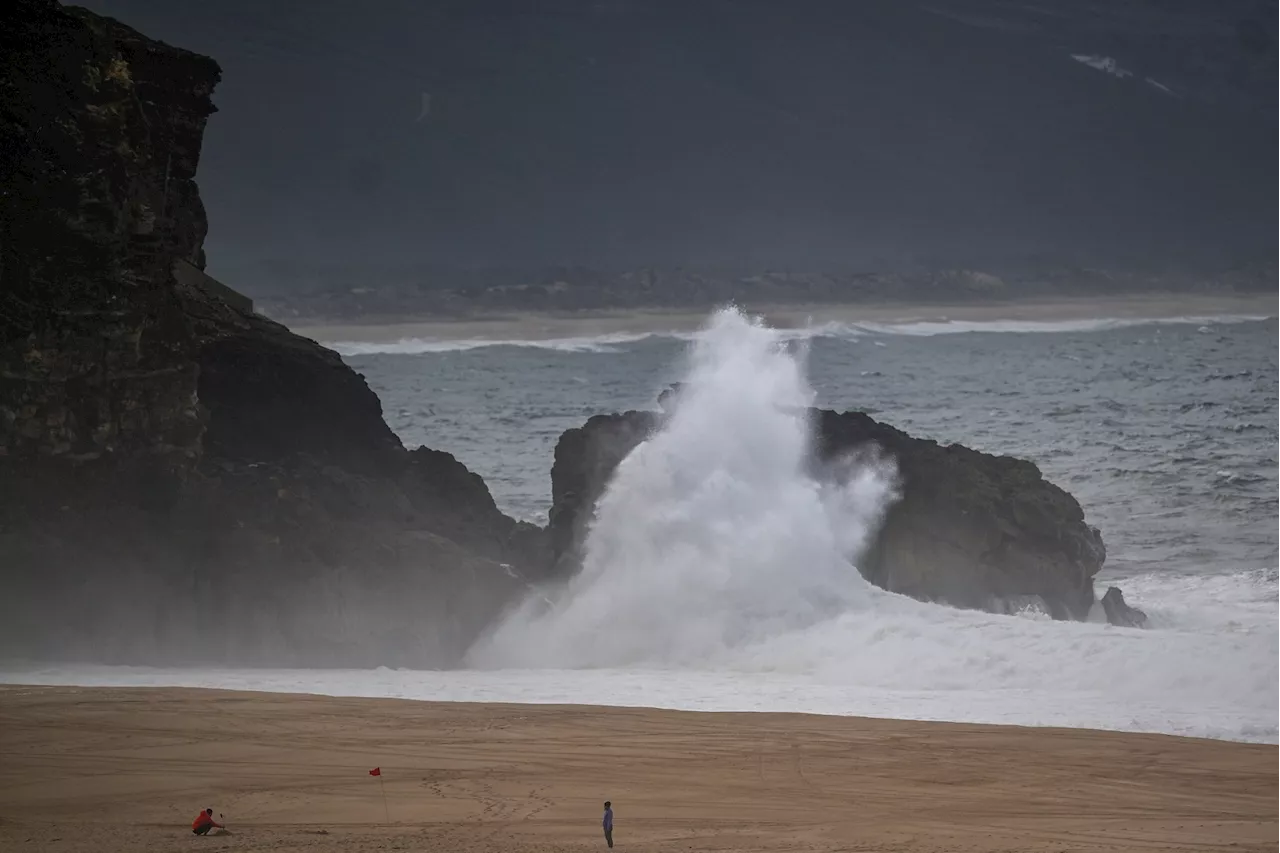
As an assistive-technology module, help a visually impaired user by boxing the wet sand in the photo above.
[287,293,1277,345]
[0,686,1274,852]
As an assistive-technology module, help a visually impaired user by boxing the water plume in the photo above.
[468,308,899,667]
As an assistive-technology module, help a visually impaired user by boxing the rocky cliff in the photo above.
[547,402,1107,621]
[0,0,542,666]
[0,1,1130,669]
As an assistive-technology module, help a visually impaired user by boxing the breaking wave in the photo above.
[10,309,1269,742]
[461,307,1278,741]
[327,314,1273,355]
[468,307,899,666]
[328,331,676,356]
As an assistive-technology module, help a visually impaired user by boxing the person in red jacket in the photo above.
[191,808,224,836]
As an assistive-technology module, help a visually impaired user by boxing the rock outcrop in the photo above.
[0,0,1125,668]
[1100,586,1148,629]
[0,0,542,666]
[547,403,1107,620]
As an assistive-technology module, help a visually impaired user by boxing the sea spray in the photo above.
[467,308,899,667]
[459,310,1277,741]
[10,313,1272,741]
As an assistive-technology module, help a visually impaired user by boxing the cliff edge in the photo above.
[0,0,544,666]
[0,1,1127,669]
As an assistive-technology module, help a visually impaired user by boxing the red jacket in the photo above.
[192,812,222,831]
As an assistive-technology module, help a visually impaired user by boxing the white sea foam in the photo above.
[327,314,1273,355]
[844,314,1272,337]
[2,572,1274,742]
[327,331,678,356]
[468,308,898,668]
[457,307,1275,741]
[4,310,1273,744]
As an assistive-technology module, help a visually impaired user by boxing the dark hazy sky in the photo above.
[77,0,1277,290]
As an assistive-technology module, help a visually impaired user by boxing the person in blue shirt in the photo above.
[602,800,614,848]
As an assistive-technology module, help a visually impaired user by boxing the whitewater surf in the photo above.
[324,312,1274,356]
[467,308,901,667]
[455,306,1276,740]
[4,308,1274,744]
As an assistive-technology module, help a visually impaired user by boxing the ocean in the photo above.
[4,310,1276,743]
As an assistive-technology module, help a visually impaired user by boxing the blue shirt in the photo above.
[603,808,613,830]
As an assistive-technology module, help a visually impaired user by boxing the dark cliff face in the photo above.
[547,406,1106,620]
[0,1,541,666]
[1,0,220,466]
[547,411,662,575]
[193,312,404,476]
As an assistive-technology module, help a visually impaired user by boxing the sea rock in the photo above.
[547,404,1107,620]
[0,0,544,666]
[547,411,659,574]
[1100,586,1148,629]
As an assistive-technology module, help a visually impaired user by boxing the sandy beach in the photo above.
[287,293,1278,345]
[0,687,1273,852]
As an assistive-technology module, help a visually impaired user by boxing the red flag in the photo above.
[369,767,381,777]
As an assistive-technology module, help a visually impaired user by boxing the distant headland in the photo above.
[257,265,1277,327]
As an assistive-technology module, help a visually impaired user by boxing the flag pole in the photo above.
[370,768,390,823]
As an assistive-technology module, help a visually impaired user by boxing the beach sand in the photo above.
[0,687,1274,852]
[287,293,1278,345]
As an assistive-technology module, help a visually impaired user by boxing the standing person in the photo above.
[191,808,224,836]
[602,800,614,848]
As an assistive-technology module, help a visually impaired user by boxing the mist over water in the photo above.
[6,311,1274,742]
[458,308,1278,743]
[468,309,899,667]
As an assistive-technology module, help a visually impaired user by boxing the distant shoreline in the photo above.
[287,292,1278,345]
